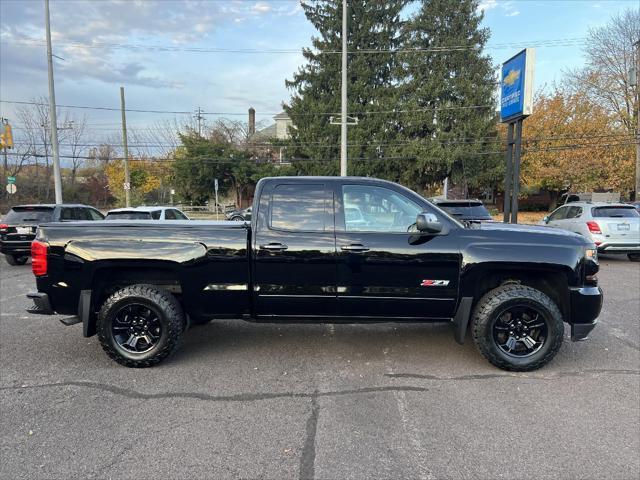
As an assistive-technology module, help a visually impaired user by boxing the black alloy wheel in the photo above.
[492,305,548,358]
[97,284,185,367]
[111,304,162,354]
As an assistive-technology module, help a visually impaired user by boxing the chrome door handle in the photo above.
[259,243,288,252]
[341,244,370,252]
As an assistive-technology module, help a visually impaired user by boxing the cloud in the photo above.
[252,2,272,14]
[478,0,498,13]
[506,10,520,17]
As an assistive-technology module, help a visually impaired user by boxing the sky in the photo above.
[0,0,637,144]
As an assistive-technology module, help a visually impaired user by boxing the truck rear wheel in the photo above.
[97,284,185,368]
[471,284,564,371]
[5,254,28,266]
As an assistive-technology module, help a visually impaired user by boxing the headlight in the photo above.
[585,247,598,262]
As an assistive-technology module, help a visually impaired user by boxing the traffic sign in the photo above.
[123,182,131,191]
[6,183,17,194]
[214,178,219,192]
[7,176,16,184]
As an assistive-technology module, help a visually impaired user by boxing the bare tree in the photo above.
[65,114,88,185]
[569,8,639,132]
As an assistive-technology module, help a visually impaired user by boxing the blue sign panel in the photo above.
[500,49,534,122]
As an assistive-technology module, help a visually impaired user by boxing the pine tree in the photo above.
[285,0,408,176]
[400,0,500,193]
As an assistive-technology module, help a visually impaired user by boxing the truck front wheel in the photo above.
[97,284,185,368]
[471,284,564,371]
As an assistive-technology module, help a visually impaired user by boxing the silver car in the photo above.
[541,202,640,261]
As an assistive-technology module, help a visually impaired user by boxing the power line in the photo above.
[3,36,587,55]
[10,132,635,150]
[1,99,496,116]
[4,140,637,163]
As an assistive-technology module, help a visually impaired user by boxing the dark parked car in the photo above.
[1,204,103,265]
[226,206,251,221]
[431,199,493,222]
[27,177,601,371]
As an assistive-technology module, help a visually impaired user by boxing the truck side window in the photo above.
[151,210,161,220]
[342,185,421,233]
[164,209,177,220]
[270,184,325,231]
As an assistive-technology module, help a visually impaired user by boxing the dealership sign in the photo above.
[500,48,535,122]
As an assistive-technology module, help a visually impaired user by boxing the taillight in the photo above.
[0,223,7,231]
[586,221,602,234]
[31,240,48,276]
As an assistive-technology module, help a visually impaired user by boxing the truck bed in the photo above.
[35,220,251,321]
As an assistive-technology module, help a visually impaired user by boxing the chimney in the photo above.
[248,107,256,135]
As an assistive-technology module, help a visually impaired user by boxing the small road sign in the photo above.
[214,178,219,192]
[123,182,131,191]
[7,176,16,184]
[6,183,17,194]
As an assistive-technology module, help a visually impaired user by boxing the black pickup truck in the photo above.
[27,176,602,371]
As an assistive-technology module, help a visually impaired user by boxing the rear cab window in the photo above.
[591,206,639,218]
[3,207,54,224]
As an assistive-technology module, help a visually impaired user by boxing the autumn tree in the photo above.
[521,88,635,206]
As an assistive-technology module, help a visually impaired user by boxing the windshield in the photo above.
[591,206,639,218]
[105,211,152,220]
[437,202,491,218]
[3,207,55,224]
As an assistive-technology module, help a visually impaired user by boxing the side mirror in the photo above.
[543,216,550,224]
[416,213,442,234]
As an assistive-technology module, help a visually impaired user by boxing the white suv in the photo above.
[105,206,190,221]
[541,202,640,261]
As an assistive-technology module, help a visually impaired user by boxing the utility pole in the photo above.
[340,0,348,177]
[194,107,204,136]
[120,86,131,207]
[44,0,63,204]
[634,39,640,201]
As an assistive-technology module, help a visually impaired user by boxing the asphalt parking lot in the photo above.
[1,256,638,480]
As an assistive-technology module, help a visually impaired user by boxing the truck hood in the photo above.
[472,221,578,237]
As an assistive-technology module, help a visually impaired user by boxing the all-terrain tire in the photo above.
[471,284,564,371]
[5,254,28,266]
[627,253,640,262]
[97,284,185,368]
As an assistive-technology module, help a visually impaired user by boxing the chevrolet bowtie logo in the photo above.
[504,69,521,86]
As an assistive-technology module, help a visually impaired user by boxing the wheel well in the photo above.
[471,270,570,321]
[92,266,182,310]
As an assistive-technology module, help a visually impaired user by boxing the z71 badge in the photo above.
[420,279,450,287]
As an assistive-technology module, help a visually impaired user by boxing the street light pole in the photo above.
[340,0,348,177]
[44,0,63,204]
